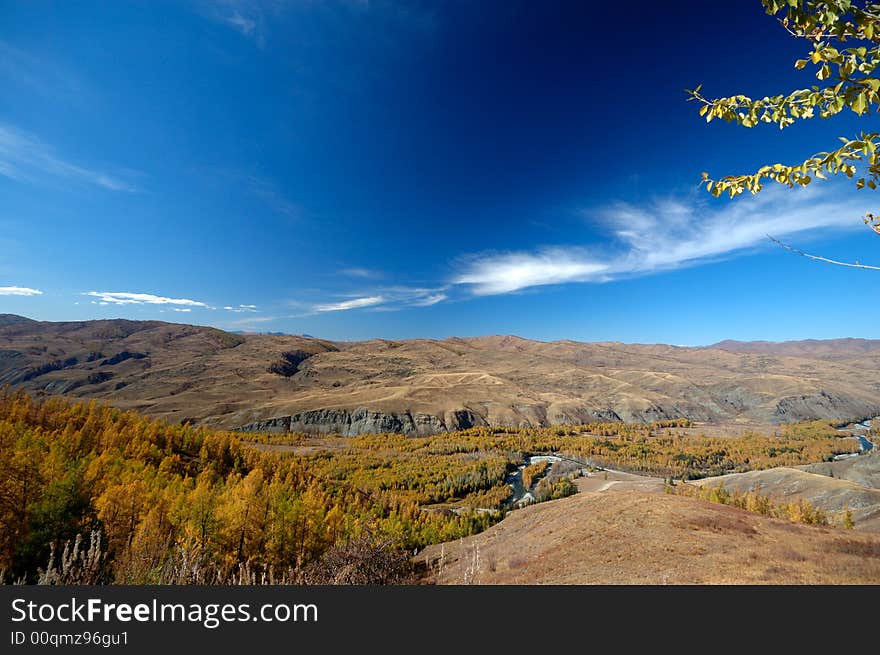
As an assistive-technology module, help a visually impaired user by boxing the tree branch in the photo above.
[767,234,880,269]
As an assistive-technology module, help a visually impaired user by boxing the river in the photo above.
[504,453,596,507]
[834,418,875,459]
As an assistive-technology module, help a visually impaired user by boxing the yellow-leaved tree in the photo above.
[688,0,880,268]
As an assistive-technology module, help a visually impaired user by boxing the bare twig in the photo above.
[777,18,809,39]
[767,234,880,270]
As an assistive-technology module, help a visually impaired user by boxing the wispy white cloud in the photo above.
[197,0,438,52]
[380,286,450,308]
[454,186,866,296]
[84,291,209,307]
[245,176,300,218]
[0,122,139,192]
[314,295,385,313]
[221,11,257,36]
[341,267,382,279]
[199,1,265,44]
[172,308,192,313]
[409,292,447,307]
[309,285,449,313]
[223,304,258,313]
[455,250,609,296]
[0,286,42,296]
[0,40,89,103]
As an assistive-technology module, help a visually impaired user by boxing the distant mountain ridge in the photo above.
[1,314,879,435]
[710,338,880,357]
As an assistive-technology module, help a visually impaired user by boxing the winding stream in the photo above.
[505,454,588,507]
[834,419,875,459]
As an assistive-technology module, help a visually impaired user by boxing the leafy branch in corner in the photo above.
[689,1,880,267]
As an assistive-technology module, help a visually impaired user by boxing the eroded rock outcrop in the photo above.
[237,407,487,436]
[774,391,880,422]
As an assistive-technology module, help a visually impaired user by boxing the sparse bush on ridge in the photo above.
[671,481,841,528]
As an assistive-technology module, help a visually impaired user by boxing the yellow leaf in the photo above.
[853,92,868,115]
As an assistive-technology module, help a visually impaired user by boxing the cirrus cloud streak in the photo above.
[0,122,139,192]
[454,186,866,296]
[313,295,385,313]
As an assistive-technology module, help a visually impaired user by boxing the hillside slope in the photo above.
[419,488,880,584]
[801,452,880,489]
[2,315,880,434]
[696,454,880,532]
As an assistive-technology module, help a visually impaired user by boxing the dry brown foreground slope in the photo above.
[419,474,880,584]
[3,314,880,434]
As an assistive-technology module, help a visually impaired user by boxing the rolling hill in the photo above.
[419,482,880,584]
[2,314,880,435]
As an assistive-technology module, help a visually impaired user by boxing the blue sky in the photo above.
[1,0,879,344]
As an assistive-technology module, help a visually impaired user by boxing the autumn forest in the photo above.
[0,387,863,584]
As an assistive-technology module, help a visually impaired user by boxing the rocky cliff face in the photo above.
[237,407,487,437]
[234,391,880,437]
[773,391,880,422]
